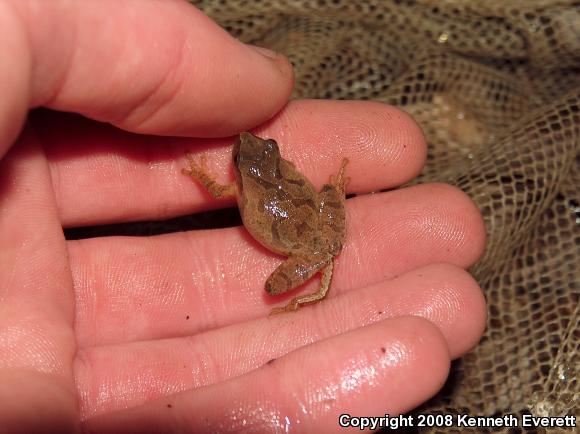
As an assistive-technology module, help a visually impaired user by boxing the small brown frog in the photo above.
[183,132,348,314]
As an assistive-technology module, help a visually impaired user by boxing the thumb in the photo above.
[0,0,294,156]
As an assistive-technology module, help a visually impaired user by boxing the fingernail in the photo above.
[248,44,278,60]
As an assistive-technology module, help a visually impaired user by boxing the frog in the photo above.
[182,132,349,314]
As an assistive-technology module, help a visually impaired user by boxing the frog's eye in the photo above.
[265,139,279,152]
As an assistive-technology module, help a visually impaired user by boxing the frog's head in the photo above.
[233,132,280,177]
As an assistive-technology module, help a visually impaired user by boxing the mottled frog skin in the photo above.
[183,132,348,314]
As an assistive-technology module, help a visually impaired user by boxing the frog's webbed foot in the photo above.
[182,152,236,199]
[269,261,334,316]
[329,158,350,194]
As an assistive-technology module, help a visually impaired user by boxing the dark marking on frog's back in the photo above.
[291,197,318,211]
[295,221,311,237]
[322,200,343,209]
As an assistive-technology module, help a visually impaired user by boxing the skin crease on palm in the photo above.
[0,1,487,433]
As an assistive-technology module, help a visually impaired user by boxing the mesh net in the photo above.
[188,0,579,431]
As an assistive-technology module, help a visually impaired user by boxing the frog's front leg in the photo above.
[329,157,349,194]
[182,153,237,199]
[267,254,333,315]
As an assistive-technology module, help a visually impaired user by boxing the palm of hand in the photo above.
[0,108,485,433]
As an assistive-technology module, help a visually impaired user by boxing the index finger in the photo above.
[37,99,427,226]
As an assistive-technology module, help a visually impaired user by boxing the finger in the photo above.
[82,317,450,431]
[0,2,29,158]
[35,99,426,226]
[70,183,486,346]
[0,127,79,431]
[75,264,483,419]
[1,0,293,158]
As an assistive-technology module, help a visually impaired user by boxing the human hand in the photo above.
[0,1,486,433]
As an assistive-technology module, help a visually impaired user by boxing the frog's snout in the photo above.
[232,135,241,163]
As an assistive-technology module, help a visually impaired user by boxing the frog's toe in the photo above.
[268,301,300,316]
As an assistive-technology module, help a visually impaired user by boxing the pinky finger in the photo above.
[83,317,450,433]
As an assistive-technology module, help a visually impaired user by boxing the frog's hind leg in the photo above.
[268,259,335,315]
[265,254,329,296]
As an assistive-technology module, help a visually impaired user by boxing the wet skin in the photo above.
[183,132,348,314]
